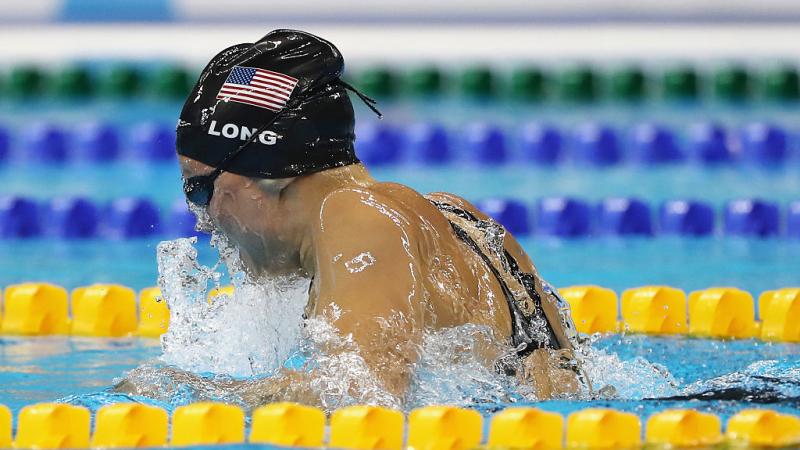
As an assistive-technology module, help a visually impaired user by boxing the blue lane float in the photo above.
[534,197,591,237]
[596,197,653,236]
[0,120,796,167]
[465,123,508,165]
[129,122,176,161]
[474,198,530,235]
[74,122,121,162]
[520,123,562,165]
[659,200,715,236]
[788,201,800,239]
[572,123,622,166]
[687,122,732,164]
[0,127,10,163]
[740,123,788,165]
[1,195,799,240]
[724,199,781,237]
[407,122,451,164]
[21,124,69,163]
[631,123,685,164]
[101,197,162,239]
[355,123,404,166]
[168,200,201,238]
[43,197,99,238]
[0,196,41,238]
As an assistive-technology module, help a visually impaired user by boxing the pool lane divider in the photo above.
[1,120,798,167]
[3,62,800,104]
[1,402,799,449]
[1,283,799,342]
[563,285,800,340]
[3,196,800,240]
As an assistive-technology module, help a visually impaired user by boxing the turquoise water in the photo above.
[1,237,799,297]
[1,96,799,442]
[0,335,797,422]
[1,163,799,294]
[0,159,798,428]
[3,164,800,206]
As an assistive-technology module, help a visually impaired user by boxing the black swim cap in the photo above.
[177,29,372,179]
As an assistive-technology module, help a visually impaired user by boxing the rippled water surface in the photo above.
[0,131,798,436]
[2,237,798,419]
[0,334,797,422]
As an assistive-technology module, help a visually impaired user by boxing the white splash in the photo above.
[578,336,680,400]
[156,234,309,378]
[299,313,403,410]
[408,324,522,408]
[151,230,680,409]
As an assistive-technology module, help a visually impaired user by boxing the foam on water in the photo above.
[579,340,680,400]
[156,235,308,377]
[130,231,683,411]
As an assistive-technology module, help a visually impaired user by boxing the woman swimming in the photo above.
[117,29,587,407]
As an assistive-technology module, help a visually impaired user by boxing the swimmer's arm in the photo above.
[116,190,423,407]
[112,364,321,408]
[237,189,427,405]
[308,188,426,399]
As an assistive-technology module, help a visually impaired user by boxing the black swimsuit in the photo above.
[429,199,580,358]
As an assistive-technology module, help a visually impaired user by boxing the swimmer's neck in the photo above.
[242,163,376,279]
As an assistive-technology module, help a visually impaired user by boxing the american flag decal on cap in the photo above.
[216,65,299,112]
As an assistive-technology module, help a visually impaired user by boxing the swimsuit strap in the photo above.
[429,199,559,355]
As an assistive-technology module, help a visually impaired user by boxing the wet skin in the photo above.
[117,157,579,407]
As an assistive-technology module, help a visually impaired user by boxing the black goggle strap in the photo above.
[336,79,382,119]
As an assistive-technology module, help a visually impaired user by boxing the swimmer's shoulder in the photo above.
[317,183,455,235]
[333,182,447,218]
[316,184,415,231]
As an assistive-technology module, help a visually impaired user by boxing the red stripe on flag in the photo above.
[250,76,296,94]
[256,68,299,83]
[241,82,292,99]
[221,82,292,100]
[218,90,284,109]
[222,79,292,98]
[219,86,288,106]
[252,75,297,90]
[216,94,281,112]
[217,93,284,111]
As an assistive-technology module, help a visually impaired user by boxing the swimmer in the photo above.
[117,29,587,407]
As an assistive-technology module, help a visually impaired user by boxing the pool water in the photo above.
[0,334,797,422]
[2,146,800,420]
[2,237,800,297]
[1,67,800,444]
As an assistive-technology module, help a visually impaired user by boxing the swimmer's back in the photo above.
[341,183,576,351]
[314,181,514,336]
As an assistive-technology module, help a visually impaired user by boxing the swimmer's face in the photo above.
[179,156,295,265]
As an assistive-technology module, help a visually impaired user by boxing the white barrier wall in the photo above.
[5,0,800,23]
[2,24,800,63]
